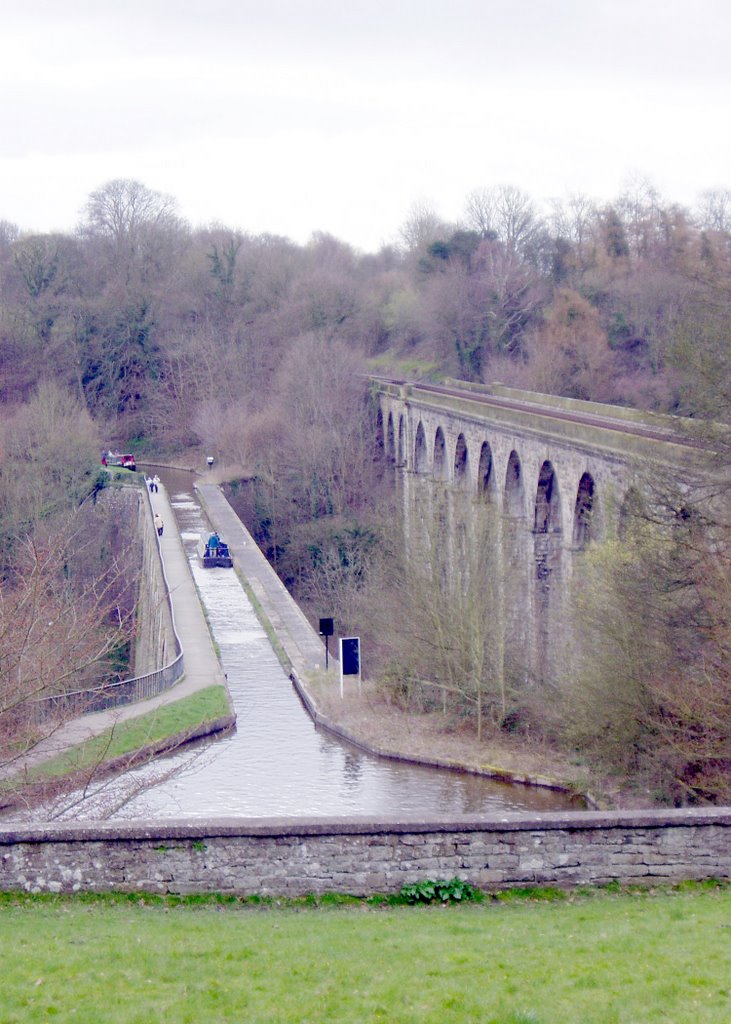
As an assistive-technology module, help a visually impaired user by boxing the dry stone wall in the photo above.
[1,809,729,896]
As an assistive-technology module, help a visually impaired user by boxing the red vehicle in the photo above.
[102,451,137,471]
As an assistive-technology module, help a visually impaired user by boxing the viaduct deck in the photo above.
[375,376,711,468]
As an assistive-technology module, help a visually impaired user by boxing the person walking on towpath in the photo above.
[154,513,164,537]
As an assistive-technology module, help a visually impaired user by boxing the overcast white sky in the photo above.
[2,0,730,251]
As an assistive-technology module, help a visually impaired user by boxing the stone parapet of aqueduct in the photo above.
[0,808,729,896]
[132,485,177,677]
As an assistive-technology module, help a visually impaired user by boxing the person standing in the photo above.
[154,513,164,537]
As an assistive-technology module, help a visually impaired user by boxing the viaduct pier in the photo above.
[374,377,709,688]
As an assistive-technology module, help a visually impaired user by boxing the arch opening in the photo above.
[573,472,596,549]
[454,434,469,488]
[433,427,447,480]
[414,422,428,474]
[478,441,496,501]
[504,450,524,517]
[534,461,562,534]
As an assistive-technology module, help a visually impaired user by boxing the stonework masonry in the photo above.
[376,379,710,691]
[0,809,729,896]
[132,487,176,676]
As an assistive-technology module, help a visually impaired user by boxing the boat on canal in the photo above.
[198,533,233,568]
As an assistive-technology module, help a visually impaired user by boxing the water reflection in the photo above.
[40,469,581,821]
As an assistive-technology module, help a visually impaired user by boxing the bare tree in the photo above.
[549,192,598,275]
[525,288,614,400]
[0,381,101,562]
[84,178,179,249]
[398,200,452,254]
[616,175,663,260]
[564,474,731,804]
[224,333,386,594]
[697,189,731,235]
[376,492,507,741]
[81,178,186,290]
[465,185,542,258]
[0,503,138,780]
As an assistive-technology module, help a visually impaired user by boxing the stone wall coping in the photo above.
[404,389,701,467]
[2,806,730,845]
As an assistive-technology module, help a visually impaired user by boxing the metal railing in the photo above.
[34,651,185,720]
[32,485,185,722]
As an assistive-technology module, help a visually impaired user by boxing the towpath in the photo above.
[5,480,228,775]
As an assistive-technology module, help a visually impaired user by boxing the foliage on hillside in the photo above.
[2,176,731,805]
[564,486,731,804]
[2,178,730,452]
[0,381,140,777]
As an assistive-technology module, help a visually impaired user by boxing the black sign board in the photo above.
[319,617,334,636]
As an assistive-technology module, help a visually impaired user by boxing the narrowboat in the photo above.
[198,533,233,568]
[102,450,136,470]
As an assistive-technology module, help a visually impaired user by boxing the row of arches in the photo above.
[376,395,655,691]
[380,408,601,550]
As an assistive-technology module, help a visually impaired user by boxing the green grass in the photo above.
[0,883,729,1022]
[366,354,444,381]
[101,466,144,486]
[13,686,231,785]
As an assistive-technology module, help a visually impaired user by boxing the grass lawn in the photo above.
[2,686,232,794]
[1,883,729,1023]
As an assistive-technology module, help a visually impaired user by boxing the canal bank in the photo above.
[5,469,582,822]
[194,480,587,803]
[59,471,573,820]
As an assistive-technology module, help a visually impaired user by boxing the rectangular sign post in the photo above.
[319,617,334,670]
[339,636,361,698]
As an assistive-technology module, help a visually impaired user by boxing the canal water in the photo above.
[42,470,581,821]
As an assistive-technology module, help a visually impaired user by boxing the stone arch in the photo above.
[534,461,562,533]
[433,427,448,480]
[573,472,597,549]
[414,421,428,474]
[453,434,469,489]
[386,412,395,464]
[397,415,406,467]
[478,441,496,501]
[504,450,524,517]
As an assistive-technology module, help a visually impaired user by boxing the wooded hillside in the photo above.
[2,178,730,447]
[1,177,730,805]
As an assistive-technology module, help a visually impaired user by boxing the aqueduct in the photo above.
[375,377,705,688]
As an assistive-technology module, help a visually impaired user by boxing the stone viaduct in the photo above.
[374,377,705,689]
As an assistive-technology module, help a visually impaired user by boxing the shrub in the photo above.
[399,877,478,904]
